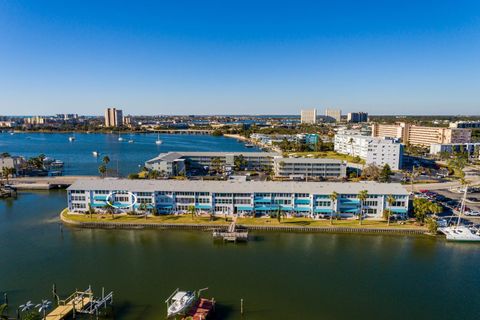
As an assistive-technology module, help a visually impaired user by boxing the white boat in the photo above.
[68,136,75,142]
[155,133,162,145]
[438,183,480,242]
[439,226,480,242]
[51,160,64,167]
[128,139,134,143]
[92,151,99,157]
[118,136,123,141]
[166,289,196,318]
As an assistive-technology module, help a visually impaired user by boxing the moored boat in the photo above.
[165,289,197,318]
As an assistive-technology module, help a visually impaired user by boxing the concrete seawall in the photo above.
[61,214,426,235]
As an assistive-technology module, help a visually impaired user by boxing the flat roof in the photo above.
[68,179,408,195]
[146,151,279,163]
[276,157,344,164]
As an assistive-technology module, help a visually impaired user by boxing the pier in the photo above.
[48,286,113,319]
[212,217,249,242]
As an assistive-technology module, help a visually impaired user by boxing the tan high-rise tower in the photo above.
[104,107,123,127]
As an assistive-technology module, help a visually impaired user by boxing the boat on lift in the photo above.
[165,289,197,318]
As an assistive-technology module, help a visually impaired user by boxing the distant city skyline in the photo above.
[1,1,479,116]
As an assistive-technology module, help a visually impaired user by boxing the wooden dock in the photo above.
[46,296,91,320]
[182,298,215,320]
[212,217,248,242]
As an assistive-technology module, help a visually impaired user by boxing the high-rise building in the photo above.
[300,109,317,124]
[325,108,342,122]
[104,107,123,127]
[371,122,471,146]
[334,131,403,170]
[347,112,368,123]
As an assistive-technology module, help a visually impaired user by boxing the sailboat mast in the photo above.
[457,184,468,228]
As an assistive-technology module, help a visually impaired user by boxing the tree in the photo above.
[426,217,439,234]
[329,191,338,225]
[149,170,160,179]
[210,157,223,174]
[361,164,381,181]
[102,156,110,165]
[405,167,420,193]
[87,203,95,219]
[98,164,107,178]
[103,204,115,219]
[413,198,442,223]
[357,190,369,225]
[379,164,393,183]
[234,154,247,171]
[139,203,148,219]
[188,205,196,219]
[386,195,396,226]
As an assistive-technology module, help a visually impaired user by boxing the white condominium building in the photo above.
[67,179,409,220]
[300,109,317,124]
[273,157,346,179]
[334,132,403,170]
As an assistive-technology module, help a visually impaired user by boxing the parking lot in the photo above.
[415,187,480,225]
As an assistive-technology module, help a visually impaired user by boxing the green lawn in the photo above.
[62,210,424,230]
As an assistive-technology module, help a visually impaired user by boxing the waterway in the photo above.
[0,132,260,176]
[1,191,479,319]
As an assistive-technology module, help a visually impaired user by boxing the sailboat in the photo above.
[439,184,480,242]
[155,132,162,145]
[118,131,124,141]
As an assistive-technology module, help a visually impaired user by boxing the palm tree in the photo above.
[103,204,115,219]
[98,164,107,178]
[102,156,110,165]
[357,190,369,225]
[329,191,338,225]
[139,203,148,220]
[87,203,95,219]
[386,195,396,226]
[102,155,110,177]
[188,205,196,220]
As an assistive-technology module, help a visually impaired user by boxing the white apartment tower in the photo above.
[334,132,403,170]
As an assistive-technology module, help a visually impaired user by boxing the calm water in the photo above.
[1,191,480,319]
[0,132,260,176]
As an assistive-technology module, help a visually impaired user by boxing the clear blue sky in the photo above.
[1,0,479,116]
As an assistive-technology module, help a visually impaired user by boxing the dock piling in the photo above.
[241,298,244,315]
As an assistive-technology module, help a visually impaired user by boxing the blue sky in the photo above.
[0,0,479,115]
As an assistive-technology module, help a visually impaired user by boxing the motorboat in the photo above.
[128,139,134,143]
[118,136,124,141]
[439,226,480,242]
[166,289,196,318]
[68,136,75,142]
[51,160,64,167]
[92,151,99,157]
